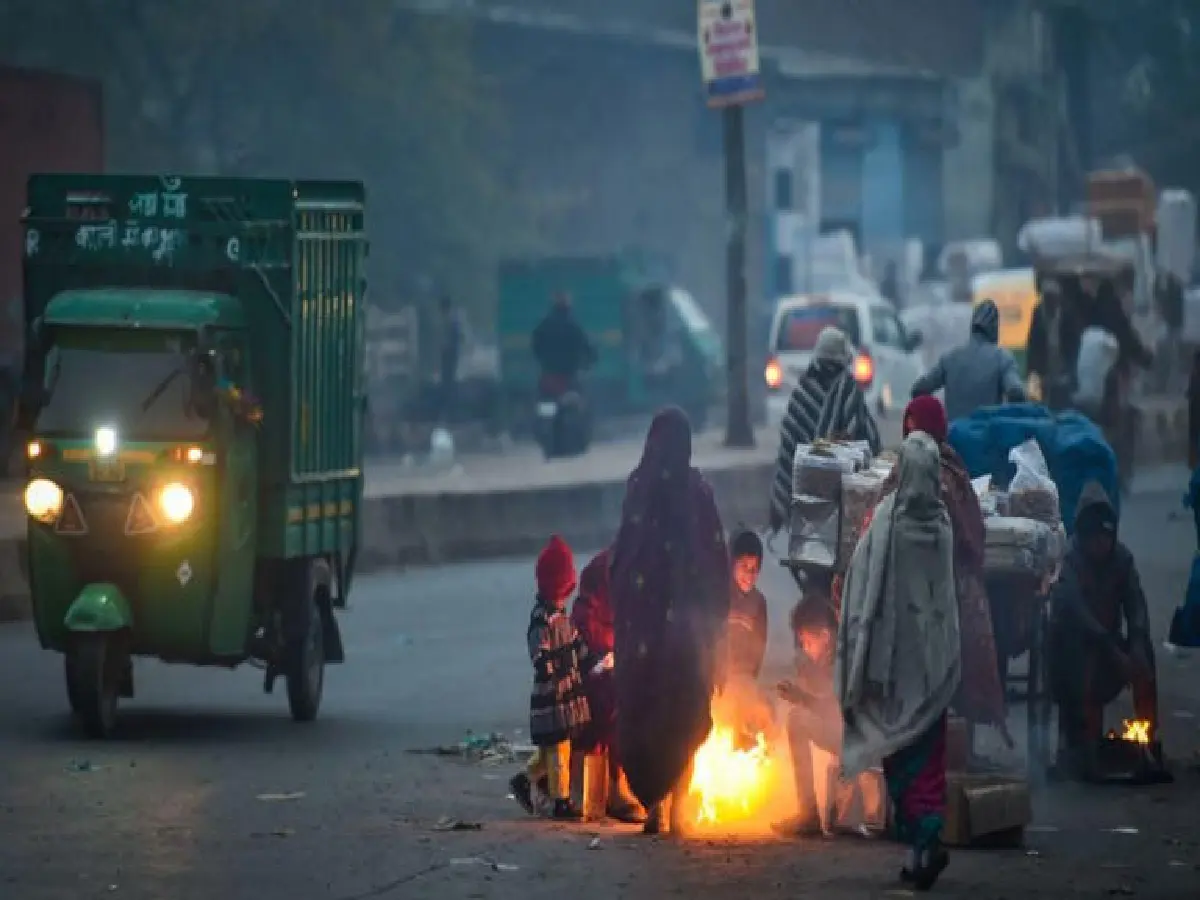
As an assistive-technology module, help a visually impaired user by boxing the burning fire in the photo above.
[1120,719,1151,745]
[688,725,777,826]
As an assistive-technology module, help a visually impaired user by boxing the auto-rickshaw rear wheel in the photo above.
[286,593,325,723]
[65,634,122,738]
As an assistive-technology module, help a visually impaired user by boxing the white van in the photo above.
[764,293,924,424]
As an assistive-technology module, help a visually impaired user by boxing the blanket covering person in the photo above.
[571,549,646,822]
[877,396,1009,737]
[770,326,882,532]
[837,431,961,889]
[572,550,617,756]
[1049,481,1162,778]
[611,407,731,834]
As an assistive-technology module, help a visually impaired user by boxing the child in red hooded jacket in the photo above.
[510,535,608,820]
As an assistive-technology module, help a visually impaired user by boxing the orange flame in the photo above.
[688,725,776,826]
[1121,719,1151,745]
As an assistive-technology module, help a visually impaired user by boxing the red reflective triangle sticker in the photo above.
[55,493,88,535]
[125,493,158,535]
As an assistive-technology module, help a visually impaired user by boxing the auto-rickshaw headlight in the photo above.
[157,482,195,524]
[25,478,64,524]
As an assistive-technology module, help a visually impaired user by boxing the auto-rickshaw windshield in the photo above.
[35,328,211,440]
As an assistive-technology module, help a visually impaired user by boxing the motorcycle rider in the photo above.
[532,291,596,394]
[910,299,1027,421]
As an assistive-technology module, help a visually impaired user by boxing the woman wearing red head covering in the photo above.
[571,550,647,823]
[876,396,1011,741]
[610,407,731,834]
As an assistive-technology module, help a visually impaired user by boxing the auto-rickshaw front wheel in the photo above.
[286,593,325,723]
[65,634,123,738]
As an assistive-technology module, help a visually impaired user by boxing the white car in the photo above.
[764,293,924,425]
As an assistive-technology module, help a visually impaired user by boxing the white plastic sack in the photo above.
[1007,439,1061,527]
[1073,327,1119,410]
[971,475,992,500]
[1156,189,1196,281]
[1017,216,1102,259]
[1008,439,1055,497]
[789,453,845,570]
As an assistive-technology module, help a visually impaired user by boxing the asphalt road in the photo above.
[1,484,1199,899]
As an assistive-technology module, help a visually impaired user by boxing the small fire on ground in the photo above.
[689,725,776,825]
[1120,719,1151,745]
[685,683,794,832]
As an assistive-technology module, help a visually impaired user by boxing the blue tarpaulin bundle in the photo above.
[947,403,1119,534]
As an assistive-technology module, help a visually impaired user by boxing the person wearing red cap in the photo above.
[510,534,607,820]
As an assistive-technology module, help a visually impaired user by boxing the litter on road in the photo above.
[432,816,482,832]
[415,731,536,764]
[449,857,519,872]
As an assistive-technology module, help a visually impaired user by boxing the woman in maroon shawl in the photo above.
[610,407,731,835]
[878,396,1011,743]
[571,550,646,823]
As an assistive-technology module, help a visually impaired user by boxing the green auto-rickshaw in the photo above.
[18,173,367,737]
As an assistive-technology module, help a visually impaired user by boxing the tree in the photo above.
[321,4,540,311]
[0,0,540,323]
[1090,0,1200,192]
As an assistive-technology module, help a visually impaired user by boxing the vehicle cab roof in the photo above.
[43,287,245,329]
[773,291,885,313]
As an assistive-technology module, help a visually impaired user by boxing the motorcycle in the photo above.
[535,374,591,459]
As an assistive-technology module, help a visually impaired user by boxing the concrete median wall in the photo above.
[0,462,775,623]
[359,461,773,569]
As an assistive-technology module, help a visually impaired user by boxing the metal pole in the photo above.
[723,104,755,447]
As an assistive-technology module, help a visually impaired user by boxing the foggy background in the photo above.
[1,0,1196,358]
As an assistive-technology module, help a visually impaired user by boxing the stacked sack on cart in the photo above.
[973,439,1066,583]
[787,439,894,573]
[787,427,1075,584]
[951,403,1117,582]
[948,404,1119,535]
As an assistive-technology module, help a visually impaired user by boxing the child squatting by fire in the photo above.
[509,535,612,821]
[773,597,842,837]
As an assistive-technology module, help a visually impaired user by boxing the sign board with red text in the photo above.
[697,0,765,109]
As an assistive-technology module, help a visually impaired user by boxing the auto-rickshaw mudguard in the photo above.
[64,583,134,633]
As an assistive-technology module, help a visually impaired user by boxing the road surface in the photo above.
[1,480,1197,899]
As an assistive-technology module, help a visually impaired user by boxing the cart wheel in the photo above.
[286,595,325,723]
[66,634,122,739]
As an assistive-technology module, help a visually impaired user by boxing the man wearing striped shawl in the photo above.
[769,327,882,533]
